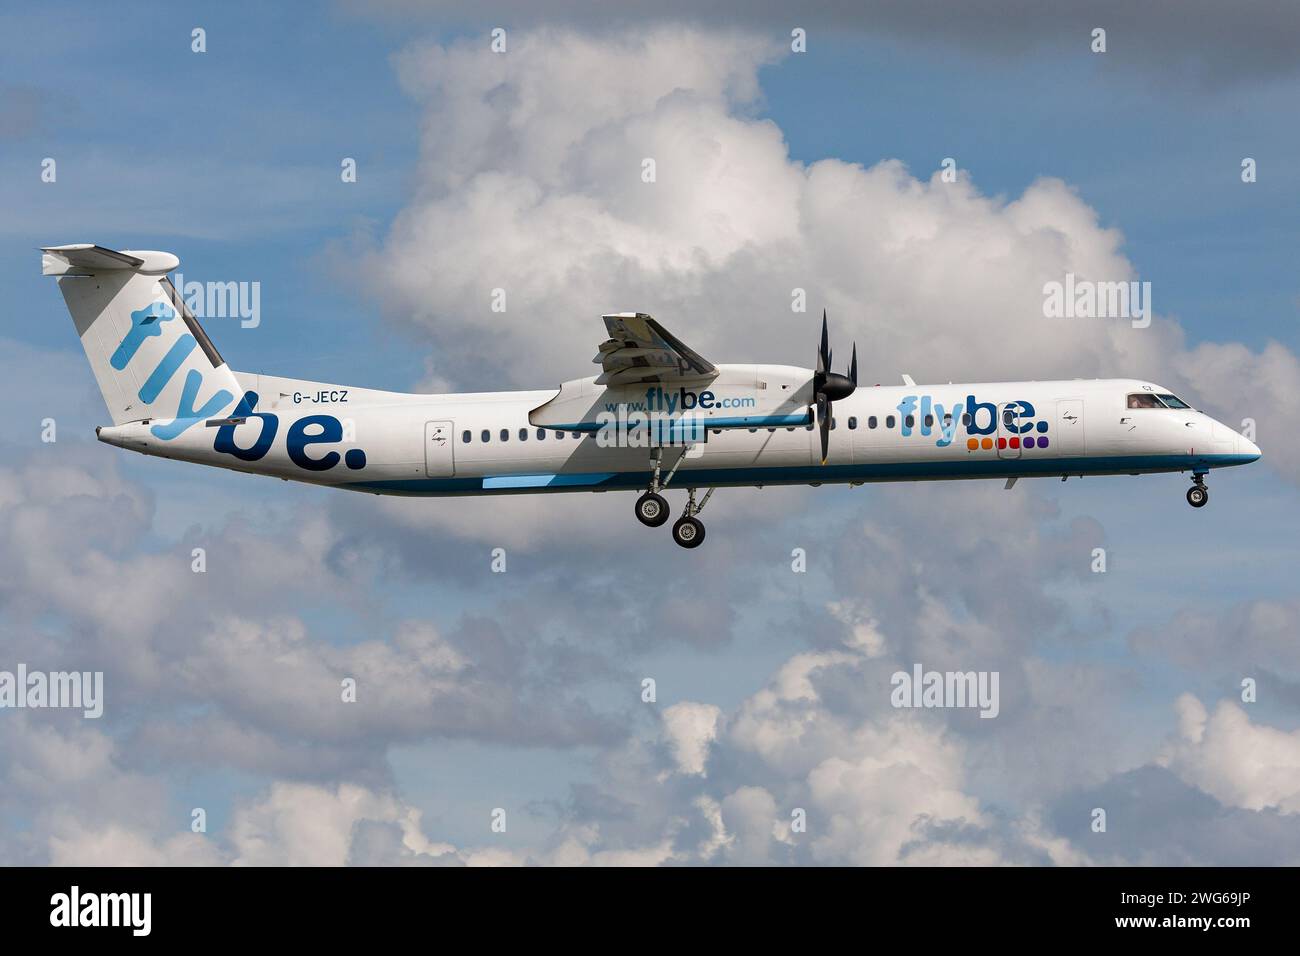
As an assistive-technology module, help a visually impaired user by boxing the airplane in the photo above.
[44,243,1262,549]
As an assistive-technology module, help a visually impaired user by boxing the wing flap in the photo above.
[596,313,717,385]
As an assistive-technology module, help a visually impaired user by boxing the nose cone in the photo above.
[1238,433,1262,462]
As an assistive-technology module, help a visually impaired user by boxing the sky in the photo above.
[1,0,1299,865]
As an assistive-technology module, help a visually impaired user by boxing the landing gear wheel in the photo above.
[1186,485,1209,508]
[672,516,705,549]
[635,492,670,527]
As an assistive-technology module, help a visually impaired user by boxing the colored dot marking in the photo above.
[1024,436,1036,448]
[997,437,1007,449]
[1037,420,1049,432]
[981,438,993,450]
[1009,437,1020,449]
[967,438,979,450]
[1038,436,1049,448]
[345,448,367,469]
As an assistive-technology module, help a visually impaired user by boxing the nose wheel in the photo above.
[1186,475,1209,508]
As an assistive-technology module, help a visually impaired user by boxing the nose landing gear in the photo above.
[1186,474,1209,508]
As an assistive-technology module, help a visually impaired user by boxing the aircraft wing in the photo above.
[593,313,718,387]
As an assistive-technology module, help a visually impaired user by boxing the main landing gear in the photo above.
[671,487,713,549]
[634,449,713,547]
[1186,473,1209,508]
[635,492,670,527]
[634,447,674,528]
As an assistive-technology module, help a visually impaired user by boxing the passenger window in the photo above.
[961,413,971,426]
[886,415,895,428]
[481,429,490,443]
[868,416,877,429]
[848,416,857,430]
[924,414,934,427]
[462,430,471,443]
[904,415,914,428]
[519,428,528,441]
[1127,393,1163,409]
[500,428,509,441]
[1003,410,1015,425]
[831,418,837,430]
[570,432,580,439]
[536,428,546,440]
[555,430,564,440]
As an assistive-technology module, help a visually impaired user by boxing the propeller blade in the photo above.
[849,343,858,386]
[817,310,829,376]
[817,394,830,465]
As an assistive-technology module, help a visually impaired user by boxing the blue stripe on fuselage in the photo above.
[482,472,616,489]
[343,453,1259,496]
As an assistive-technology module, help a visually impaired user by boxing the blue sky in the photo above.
[2,1,1299,864]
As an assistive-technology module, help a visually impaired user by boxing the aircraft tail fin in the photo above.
[42,244,242,433]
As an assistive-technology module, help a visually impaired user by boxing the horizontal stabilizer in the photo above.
[41,244,179,277]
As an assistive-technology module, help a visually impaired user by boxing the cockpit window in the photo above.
[1157,393,1191,409]
[1127,393,1165,409]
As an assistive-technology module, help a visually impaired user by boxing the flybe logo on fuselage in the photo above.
[212,392,367,472]
[896,394,1051,449]
[640,386,756,414]
[111,299,234,441]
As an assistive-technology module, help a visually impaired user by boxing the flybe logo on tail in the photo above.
[110,299,234,440]
[111,301,176,370]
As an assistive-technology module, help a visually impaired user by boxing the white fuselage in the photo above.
[95,365,1260,496]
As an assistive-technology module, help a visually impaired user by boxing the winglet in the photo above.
[901,374,915,387]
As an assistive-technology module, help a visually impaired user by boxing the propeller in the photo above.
[812,310,858,464]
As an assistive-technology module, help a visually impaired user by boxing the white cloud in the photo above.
[805,719,992,865]
[1161,694,1300,814]
[49,826,222,867]
[661,701,722,776]
[719,785,781,864]
[230,781,451,866]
